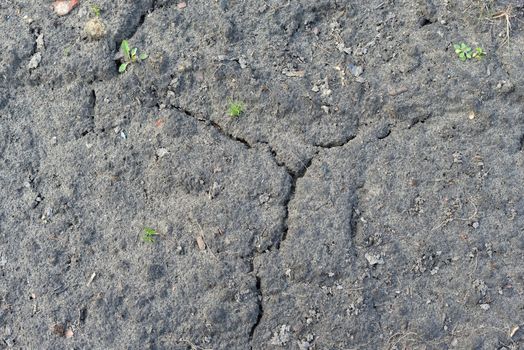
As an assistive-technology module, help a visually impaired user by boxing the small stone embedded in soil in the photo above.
[258,193,270,204]
[238,56,248,69]
[336,42,351,54]
[348,64,363,77]
[177,2,187,9]
[23,15,33,24]
[36,33,45,51]
[270,325,291,346]
[27,52,42,70]
[156,148,169,158]
[375,124,391,139]
[365,252,384,266]
[479,303,490,311]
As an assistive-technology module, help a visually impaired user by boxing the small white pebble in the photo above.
[156,148,169,158]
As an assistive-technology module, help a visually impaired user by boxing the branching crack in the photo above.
[275,154,316,250]
[167,103,365,349]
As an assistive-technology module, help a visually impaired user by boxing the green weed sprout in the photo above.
[227,101,245,117]
[90,5,101,17]
[143,227,158,243]
[118,40,148,73]
[472,47,485,60]
[454,43,473,61]
[454,43,486,61]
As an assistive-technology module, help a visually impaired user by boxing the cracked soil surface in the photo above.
[1,0,524,349]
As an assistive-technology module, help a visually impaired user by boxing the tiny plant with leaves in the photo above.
[143,227,158,243]
[472,47,485,60]
[227,100,245,117]
[454,43,485,61]
[118,40,148,73]
[454,43,472,61]
[90,4,101,17]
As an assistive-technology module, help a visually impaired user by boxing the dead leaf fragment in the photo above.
[65,328,74,338]
[282,69,305,78]
[196,236,206,250]
[510,325,520,337]
[155,118,165,128]
[53,0,79,16]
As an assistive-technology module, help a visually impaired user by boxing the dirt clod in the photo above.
[84,18,107,40]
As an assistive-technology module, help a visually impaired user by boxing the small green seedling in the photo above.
[118,40,148,73]
[90,5,101,17]
[227,101,245,117]
[454,43,473,61]
[142,227,158,243]
[472,47,485,60]
[454,43,486,61]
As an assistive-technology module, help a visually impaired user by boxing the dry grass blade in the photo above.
[491,5,514,44]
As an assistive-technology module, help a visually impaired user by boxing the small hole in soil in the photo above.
[418,17,432,27]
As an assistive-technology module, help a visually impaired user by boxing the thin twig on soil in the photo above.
[491,5,515,45]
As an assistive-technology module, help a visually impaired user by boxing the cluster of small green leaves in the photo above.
[119,40,148,73]
[454,43,486,61]
[227,101,245,117]
[90,5,101,17]
[142,227,158,243]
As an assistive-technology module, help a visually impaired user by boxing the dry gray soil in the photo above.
[1,0,524,349]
